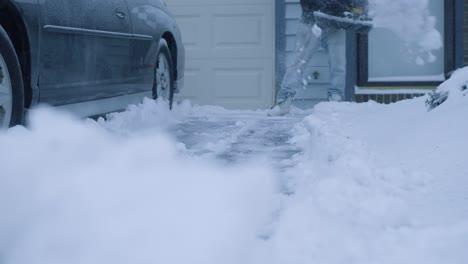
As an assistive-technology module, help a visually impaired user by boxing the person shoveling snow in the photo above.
[268,0,373,116]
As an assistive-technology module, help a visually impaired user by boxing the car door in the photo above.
[124,0,166,94]
[38,0,133,105]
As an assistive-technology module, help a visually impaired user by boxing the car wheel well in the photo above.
[161,32,178,80]
[0,4,32,109]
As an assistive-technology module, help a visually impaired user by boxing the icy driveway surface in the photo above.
[101,98,312,175]
[170,112,304,167]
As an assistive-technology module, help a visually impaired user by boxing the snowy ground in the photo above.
[1,68,468,264]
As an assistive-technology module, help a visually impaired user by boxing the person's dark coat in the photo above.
[300,0,368,23]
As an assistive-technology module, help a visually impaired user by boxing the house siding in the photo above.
[464,0,468,66]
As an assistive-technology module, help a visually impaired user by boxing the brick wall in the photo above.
[465,0,468,66]
[354,94,425,104]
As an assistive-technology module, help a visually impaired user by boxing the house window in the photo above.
[358,0,455,86]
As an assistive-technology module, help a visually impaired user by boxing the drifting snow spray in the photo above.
[368,0,443,65]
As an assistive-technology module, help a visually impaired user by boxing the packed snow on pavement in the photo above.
[1,67,468,264]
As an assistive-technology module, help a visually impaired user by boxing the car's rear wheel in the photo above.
[0,25,24,128]
[153,39,174,109]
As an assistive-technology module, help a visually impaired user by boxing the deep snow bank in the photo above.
[0,106,276,264]
[266,68,468,263]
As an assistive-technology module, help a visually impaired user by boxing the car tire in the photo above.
[153,39,174,109]
[0,25,24,128]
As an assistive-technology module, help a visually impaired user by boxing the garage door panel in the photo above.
[170,5,273,59]
[214,69,263,98]
[167,1,275,109]
[213,14,263,47]
[213,59,273,108]
[213,61,271,100]
[176,59,273,108]
[211,5,273,58]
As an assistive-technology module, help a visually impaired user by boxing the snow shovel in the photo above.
[314,11,373,34]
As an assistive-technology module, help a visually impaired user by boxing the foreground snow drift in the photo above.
[267,68,468,263]
[268,101,468,263]
[0,106,276,264]
[1,68,468,263]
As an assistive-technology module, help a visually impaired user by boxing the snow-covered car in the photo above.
[0,0,185,128]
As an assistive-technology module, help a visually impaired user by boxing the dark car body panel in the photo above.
[125,0,185,94]
[39,0,135,105]
[1,0,184,113]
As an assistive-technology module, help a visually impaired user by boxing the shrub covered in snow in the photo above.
[426,67,468,111]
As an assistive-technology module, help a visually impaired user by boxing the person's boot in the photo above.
[328,93,343,102]
[267,97,293,116]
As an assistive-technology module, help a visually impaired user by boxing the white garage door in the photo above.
[166,0,275,109]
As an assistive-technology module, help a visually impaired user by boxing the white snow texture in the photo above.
[1,67,468,263]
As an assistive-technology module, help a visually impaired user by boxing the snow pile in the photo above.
[98,98,192,135]
[1,68,468,263]
[0,107,276,264]
[369,0,442,65]
[426,67,468,110]
[265,69,468,263]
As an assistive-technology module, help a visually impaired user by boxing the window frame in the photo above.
[357,0,456,87]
